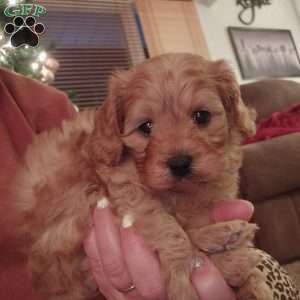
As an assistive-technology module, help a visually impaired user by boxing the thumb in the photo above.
[191,255,236,300]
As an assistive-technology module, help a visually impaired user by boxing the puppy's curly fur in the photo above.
[15,53,261,300]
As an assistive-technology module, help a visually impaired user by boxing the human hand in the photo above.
[84,199,254,300]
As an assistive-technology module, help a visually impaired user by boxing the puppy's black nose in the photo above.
[167,154,192,178]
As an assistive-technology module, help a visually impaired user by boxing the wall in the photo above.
[195,0,300,83]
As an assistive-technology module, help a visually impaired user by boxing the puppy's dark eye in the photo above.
[192,110,211,125]
[138,121,153,135]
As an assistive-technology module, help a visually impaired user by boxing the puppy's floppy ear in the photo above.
[88,71,130,166]
[211,60,256,137]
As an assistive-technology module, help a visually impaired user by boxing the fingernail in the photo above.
[97,197,109,209]
[122,214,134,228]
[242,200,254,213]
[191,256,205,270]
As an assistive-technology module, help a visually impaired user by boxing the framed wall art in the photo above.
[228,27,300,79]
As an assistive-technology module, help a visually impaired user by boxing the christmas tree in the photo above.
[0,0,59,84]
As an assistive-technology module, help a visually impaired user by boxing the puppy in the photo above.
[14,53,298,300]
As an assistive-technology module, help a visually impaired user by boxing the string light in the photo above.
[38,51,47,62]
[8,0,18,6]
[3,41,12,48]
[31,62,39,71]
[0,44,56,82]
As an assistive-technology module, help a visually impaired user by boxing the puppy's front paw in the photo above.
[210,247,262,287]
[188,220,258,253]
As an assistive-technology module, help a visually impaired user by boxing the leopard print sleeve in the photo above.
[237,250,300,300]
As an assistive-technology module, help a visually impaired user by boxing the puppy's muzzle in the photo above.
[167,154,192,178]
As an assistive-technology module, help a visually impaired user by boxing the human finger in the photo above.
[191,255,236,300]
[120,215,166,300]
[84,228,125,300]
[211,199,254,223]
[93,198,133,292]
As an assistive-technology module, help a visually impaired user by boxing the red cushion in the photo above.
[244,102,300,144]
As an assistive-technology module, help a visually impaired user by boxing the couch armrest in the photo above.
[240,132,300,202]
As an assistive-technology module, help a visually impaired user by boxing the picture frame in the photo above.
[228,27,300,79]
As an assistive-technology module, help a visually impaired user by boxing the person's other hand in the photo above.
[84,199,254,300]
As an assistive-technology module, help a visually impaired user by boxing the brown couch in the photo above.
[240,79,300,288]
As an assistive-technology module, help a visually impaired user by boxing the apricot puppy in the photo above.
[14,53,299,300]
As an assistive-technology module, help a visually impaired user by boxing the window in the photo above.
[38,0,145,109]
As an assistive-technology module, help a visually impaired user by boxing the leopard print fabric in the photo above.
[256,252,300,300]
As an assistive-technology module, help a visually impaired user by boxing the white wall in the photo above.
[195,0,300,83]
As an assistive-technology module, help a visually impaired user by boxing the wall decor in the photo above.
[228,27,300,79]
[236,0,272,25]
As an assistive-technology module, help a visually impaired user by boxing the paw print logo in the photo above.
[4,16,45,48]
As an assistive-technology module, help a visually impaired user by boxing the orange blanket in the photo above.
[0,68,75,300]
